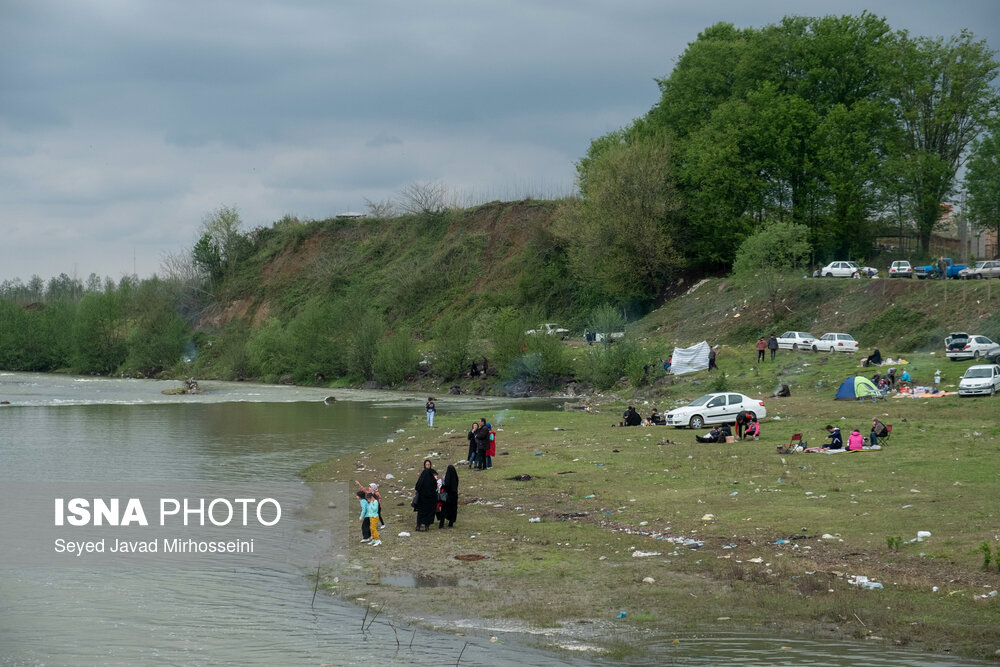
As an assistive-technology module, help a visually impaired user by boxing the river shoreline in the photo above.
[305,399,1000,664]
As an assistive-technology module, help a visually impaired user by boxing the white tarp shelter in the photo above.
[670,341,710,375]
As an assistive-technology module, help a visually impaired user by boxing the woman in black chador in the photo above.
[437,465,459,528]
[413,460,438,531]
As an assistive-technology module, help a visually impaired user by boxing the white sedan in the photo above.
[821,261,878,278]
[664,393,767,430]
[776,331,817,351]
[946,334,997,361]
[814,333,859,353]
[958,364,1000,397]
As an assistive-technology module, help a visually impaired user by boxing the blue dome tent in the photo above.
[834,376,881,401]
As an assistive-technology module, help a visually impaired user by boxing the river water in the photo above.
[0,373,985,666]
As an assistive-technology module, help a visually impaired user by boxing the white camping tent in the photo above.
[670,341,710,375]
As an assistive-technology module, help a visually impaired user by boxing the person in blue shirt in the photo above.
[357,490,370,543]
[366,493,381,546]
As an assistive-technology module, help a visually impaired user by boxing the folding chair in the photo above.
[777,433,802,454]
[876,424,891,446]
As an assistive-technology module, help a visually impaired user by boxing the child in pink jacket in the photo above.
[847,429,864,451]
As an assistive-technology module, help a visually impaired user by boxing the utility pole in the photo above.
[958,192,969,264]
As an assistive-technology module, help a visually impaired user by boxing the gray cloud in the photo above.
[1,0,998,281]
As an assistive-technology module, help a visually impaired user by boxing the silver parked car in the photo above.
[958,261,1000,280]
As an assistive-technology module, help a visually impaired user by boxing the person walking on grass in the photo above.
[425,397,436,427]
[756,337,766,363]
[365,492,381,546]
[767,334,778,361]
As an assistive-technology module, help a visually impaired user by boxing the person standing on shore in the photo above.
[354,480,385,528]
[437,465,459,528]
[357,490,371,543]
[366,492,381,546]
[414,461,438,531]
[466,421,479,468]
[425,397,436,427]
[474,419,491,470]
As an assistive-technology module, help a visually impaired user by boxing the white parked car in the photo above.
[776,331,817,351]
[946,333,997,361]
[821,261,878,278]
[814,333,859,353]
[958,364,1000,396]
[525,323,569,338]
[888,261,913,278]
[958,261,1000,280]
[663,393,767,430]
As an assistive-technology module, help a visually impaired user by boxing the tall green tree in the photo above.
[889,31,999,251]
[192,205,253,282]
[732,220,811,319]
[965,117,1000,255]
[557,132,682,305]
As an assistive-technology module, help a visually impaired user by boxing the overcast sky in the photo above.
[2,1,998,283]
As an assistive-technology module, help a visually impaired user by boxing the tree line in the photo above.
[557,13,999,306]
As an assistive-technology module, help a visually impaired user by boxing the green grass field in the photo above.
[305,347,1000,661]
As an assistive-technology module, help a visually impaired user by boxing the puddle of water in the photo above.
[380,573,475,588]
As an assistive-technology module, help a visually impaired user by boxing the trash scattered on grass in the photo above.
[398,531,411,537]
[701,514,715,521]
[642,577,655,584]
[848,575,883,590]
[916,530,932,541]
[632,551,662,558]
[617,611,627,618]
[534,451,543,456]
[529,517,541,523]
[585,494,596,499]
[385,473,394,479]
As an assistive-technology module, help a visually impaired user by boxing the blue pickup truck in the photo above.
[914,257,967,279]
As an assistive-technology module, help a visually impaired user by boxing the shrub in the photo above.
[347,311,386,381]
[373,332,420,386]
[431,316,473,381]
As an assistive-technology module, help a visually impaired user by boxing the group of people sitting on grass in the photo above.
[695,410,760,443]
[802,419,888,452]
[619,406,666,426]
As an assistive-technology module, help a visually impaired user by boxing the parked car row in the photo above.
[775,331,858,353]
[822,258,1000,280]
